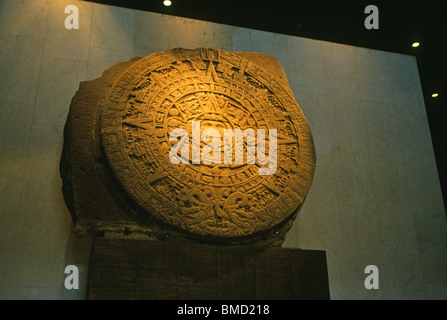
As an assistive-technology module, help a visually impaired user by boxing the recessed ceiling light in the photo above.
[163,0,172,6]
[412,42,420,48]
[432,93,439,98]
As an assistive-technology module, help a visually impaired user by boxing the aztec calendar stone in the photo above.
[61,48,316,244]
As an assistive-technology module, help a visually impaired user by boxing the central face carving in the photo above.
[100,48,315,239]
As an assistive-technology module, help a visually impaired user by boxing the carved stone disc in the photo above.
[100,48,315,239]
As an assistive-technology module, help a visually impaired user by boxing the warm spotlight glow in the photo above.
[163,0,172,6]
[412,42,420,48]
[432,93,439,98]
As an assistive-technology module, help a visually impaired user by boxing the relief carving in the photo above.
[61,48,316,245]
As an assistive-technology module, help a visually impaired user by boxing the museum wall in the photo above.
[0,0,446,299]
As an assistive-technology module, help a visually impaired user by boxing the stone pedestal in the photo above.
[87,238,330,300]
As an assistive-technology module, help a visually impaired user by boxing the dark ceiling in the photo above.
[85,0,447,212]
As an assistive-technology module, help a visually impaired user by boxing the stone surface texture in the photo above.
[61,48,316,246]
[88,238,329,300]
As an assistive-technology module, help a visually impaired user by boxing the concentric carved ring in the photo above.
[100,48,315,239]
